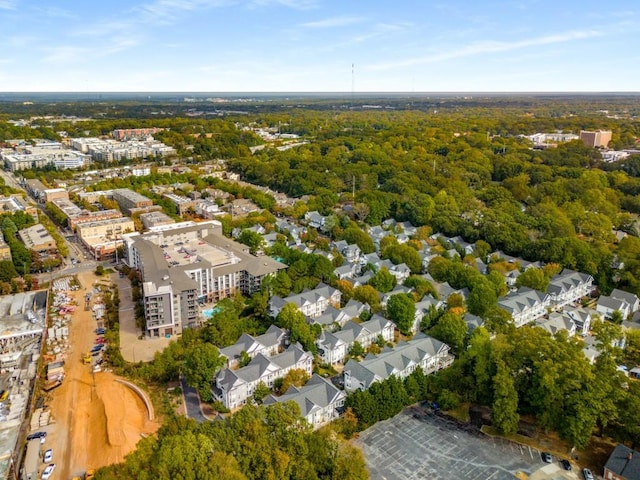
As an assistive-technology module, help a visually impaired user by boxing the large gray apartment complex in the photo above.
[122,221,286,337]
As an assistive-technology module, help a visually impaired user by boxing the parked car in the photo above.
[561,459,572,471]
[95,328,106,335]
[95,338,106,344]
[541,452,552,463]
[27,431,46,441]
[42,464,55,480]
[582,468,594,480]
[43,449,53,463]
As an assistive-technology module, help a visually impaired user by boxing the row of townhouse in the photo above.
[498,269,595,327]
[219,324,287,369]
[316,315,395,365]
[344,333,454,392]
[212,343,313,409]
[597,288,640,321]
[307,299,369,330]
[269,283,341,319]
[264,374,346,429]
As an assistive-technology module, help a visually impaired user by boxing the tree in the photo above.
[182,342,225,402]
[0,260,17,282]
[277,368,309,394]
[386,293,416,335]
[492,360,519,435]
[341,227,375,254]
[95,265,105,276]
[238,230,264,255]
[349,341,365,358]
[467,280,498,317]
[253,381,271,404]
[368,267,397,293]
[353,285,381,312]
[429,312,467,354]
[515,268,549,291]
[276,303,318,354]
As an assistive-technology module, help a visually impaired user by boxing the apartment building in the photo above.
[112,127,165,140]
[122,221,286,337]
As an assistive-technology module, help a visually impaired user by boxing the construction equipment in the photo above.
[83,351,91,365]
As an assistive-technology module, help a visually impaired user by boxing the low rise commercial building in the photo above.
[76,217,135,260]
[163,193,196,216]
[43,188,68,203]
[140,211,175,230]
[0,195,37,218]
[18,224,56,254]
[580,130,612,148]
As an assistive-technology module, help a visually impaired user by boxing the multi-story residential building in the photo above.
[212,343,313,409]
[498,287,551,328]
[219,324,287,369]
[317,315,394,365]
[269,283,341,319]
[343,333,453,392]
[263,374,346,429]
[546,269,594,310]
[18,224,57,254]
[603,444,640,480]
[112,128,165,140]
[195,199,223,219]
[122,221,286,337]
[67,209,123,230]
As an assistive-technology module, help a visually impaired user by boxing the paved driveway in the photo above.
[355,410,558,480]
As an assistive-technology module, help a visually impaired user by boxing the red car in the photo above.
[95,338,106,344]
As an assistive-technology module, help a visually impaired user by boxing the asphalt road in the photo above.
[180,375,208,423]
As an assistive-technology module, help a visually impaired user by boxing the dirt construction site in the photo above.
[39,271,159,479]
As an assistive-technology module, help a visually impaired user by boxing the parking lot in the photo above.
[355,409,577,480]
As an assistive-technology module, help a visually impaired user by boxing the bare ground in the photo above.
[45,271,159,479]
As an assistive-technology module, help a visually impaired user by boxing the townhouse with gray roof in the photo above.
[307,299,369,330]
[610,288,640,313]
[269,283,341,319]
[263,374,347,429]
[343,333,453,392]
[212,343,313,409]
[597,295,631,320]
[219,324,287,369]
[536,312,577,337]
[498,287,551,328]
[316,315,395,365]
[546,269,594,310]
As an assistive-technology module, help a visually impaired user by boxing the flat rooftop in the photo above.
[162,236,238,269]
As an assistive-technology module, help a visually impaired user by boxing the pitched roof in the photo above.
[264,374,346,419]
[604,444,640,479]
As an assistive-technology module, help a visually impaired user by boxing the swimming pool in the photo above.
[202,307,221,318]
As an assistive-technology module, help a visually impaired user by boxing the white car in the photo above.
[42,464,55,479]
[43,449,53,463]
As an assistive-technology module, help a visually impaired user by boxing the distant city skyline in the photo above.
[0,0,638,92]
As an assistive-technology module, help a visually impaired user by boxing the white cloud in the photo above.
[249,0,318,10]
[0,0,16,10]
[368,29,603,71]
[300,15,365,29]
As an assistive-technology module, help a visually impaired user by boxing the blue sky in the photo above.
[0,0,637,92]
